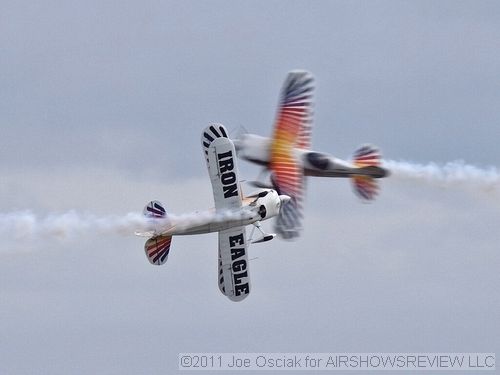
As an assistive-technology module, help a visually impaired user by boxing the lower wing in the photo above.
[271,168,304,240]
[270,143,305,239]
[218,226,250,302]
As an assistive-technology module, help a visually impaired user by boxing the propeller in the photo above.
[279,195,291,205]
[247,180,273,189]
[229,124,249,140]
[246,190,269,199]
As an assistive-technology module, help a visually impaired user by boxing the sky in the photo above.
[1,1,499,374]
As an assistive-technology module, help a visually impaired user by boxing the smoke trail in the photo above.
[0,208,251,244]
[0,211,151,241]
[384,160,500,191]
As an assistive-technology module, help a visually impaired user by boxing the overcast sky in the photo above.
[1,1,499,374]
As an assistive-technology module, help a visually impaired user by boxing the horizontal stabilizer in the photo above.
[144,235,172,265]
[353,144,381,168]
[352,144,382,201]
[143,200,167,218]
[352,176,379,201]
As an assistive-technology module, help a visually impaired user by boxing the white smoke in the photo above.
[0,211,150,241]
[3,159,498,248]
[0,208,251,244]
[384,160,500,192]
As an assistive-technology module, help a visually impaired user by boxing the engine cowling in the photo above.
[252,189,290,220]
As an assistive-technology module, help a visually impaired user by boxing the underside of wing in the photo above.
[269,71,313,239]
[271,70,314,151]
[218,227,250,302]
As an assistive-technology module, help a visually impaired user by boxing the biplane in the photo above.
[136,124,290,301]
[234,70,389,239]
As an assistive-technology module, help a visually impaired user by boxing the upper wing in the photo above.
[270,71,314,239]
[202,124,250,300]
[271,70,314,150]
[201,123,229,165]
[203,124,242,211]
[218,226,250,301]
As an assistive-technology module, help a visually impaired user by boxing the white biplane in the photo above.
[234,70,389,239]
[136,124,290,302]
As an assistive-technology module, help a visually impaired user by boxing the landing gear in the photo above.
[249,221,276,244]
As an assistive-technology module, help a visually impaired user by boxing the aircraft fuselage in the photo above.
[137,189,288,237]
[234,134,388,179]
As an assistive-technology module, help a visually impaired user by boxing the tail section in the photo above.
[142,200,172,265]
[143,200,167,219]
[144,235,172,265]
[352,145,382,201]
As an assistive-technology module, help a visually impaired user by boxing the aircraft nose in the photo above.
[279,195,291,205]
